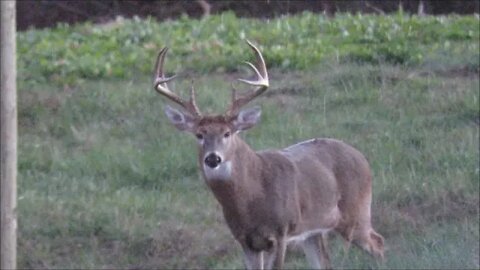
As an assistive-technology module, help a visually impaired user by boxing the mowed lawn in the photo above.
[16,14,478,269]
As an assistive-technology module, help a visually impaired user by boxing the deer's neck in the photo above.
[203,136,264,222]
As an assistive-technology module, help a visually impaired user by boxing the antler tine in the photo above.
[227,40,269,116]
[189,84,201,115]
[153,47,201,117]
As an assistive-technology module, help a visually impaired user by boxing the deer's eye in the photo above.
[195,133,203,140]
[224,131,231,138]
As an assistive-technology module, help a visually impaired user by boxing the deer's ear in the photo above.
[164,105,196,132]
[232,106,261,132]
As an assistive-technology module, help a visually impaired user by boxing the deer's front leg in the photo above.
[264,236,287,269]
[302,234,332,270]
[242,245,264,270]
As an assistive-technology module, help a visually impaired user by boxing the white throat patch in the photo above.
[203,161,232,181]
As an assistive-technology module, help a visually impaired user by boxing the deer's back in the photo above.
[273,138,373,233]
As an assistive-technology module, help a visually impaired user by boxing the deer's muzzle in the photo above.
[205,153,222,168]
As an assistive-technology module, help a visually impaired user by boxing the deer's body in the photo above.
[152,41,384,269]
[200,128,383,268]
[205,137,343,243]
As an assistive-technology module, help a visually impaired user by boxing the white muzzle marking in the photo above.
[203,160,232,181]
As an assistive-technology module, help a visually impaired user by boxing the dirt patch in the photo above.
[417,65,480,79]
[127,222,235,269]
[373,191,479,237]
[438,66,479,78]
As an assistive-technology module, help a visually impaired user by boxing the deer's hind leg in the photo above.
[353,226,385,259]
[336,179,385,260]
[336,213,384,259]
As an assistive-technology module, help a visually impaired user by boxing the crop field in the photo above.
[17,12,479,268]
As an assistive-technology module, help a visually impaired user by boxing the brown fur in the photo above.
[194,117,384,268]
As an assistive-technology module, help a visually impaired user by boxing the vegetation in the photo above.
[18,12,478,85]
[17,12,479,268]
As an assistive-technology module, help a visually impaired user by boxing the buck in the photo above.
[152,41,384,269]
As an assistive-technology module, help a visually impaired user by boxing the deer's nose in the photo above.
[205,153,222,168]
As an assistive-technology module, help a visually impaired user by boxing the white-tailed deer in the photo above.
[153,41,384,269]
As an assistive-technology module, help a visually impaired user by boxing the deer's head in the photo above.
[153,41,269,179]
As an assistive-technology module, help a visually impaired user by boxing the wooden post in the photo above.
[1,0,17,269]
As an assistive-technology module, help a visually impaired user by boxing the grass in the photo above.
[18,64,479,268]
[17,13,479,269]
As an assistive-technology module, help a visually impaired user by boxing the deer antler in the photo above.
[227,40,269,116]
[153,47,202,117]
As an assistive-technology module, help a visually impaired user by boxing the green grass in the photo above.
[17,13,479,269]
